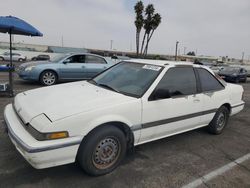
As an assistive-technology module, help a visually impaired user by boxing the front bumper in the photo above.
[3,104,83,169]
[18,71,38,81]
[219,75,238,82]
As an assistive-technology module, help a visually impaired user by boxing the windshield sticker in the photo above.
[142,65,161,71]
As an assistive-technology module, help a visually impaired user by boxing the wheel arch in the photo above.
[220,103,231,114]
[39,69,59,80]
[79,121,135,152]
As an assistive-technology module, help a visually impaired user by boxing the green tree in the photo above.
[134,2,162,57]
[140,4,155,55]
[134,1,144,57]
[187,51,196,56]
[143,13,162,55]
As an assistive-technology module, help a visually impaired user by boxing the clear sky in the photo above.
[0,0,249,59]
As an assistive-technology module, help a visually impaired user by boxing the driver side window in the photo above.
[154,67,197,98]
[65,55,85,63]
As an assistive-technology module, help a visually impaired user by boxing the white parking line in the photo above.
[182,153,250,188]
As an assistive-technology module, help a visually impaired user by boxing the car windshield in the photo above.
[91,61,163,98]
[50,54,68,62]
[220,67,240,74]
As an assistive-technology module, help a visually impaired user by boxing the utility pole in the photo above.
[175,41,179,61]
[241,52,245,63]
[110,40,113,50]
[61,36,64,47]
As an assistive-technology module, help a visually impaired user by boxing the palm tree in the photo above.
[143,13,162,55]
[140,4,155,55]
[134,1,144,57]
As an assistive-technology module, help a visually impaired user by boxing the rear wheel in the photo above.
[18,58,24,62]
[0,57,4,61]
[235,77,240,83]
[208,106,229,135]
[77,125,127,176]
[39,70,58,86]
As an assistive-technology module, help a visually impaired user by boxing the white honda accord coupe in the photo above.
[4,60,244,176]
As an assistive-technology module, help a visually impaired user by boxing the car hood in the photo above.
[19,61,51,68]
[13,81,136,123]
[219,72,236,76]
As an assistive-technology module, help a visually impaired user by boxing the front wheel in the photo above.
[39,70,58,86]
[77,125,127,176]
[0,57,4,61]
[235,77,240,83]
[208,106,229,135]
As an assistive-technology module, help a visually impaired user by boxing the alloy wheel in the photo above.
[42,72,56,85]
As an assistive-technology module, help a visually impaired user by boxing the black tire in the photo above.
[208,106,229,135]
[39,70,58,86]
[18,58,24,62]
[77,125,127,176]
[0,57,4,61]
[235,77,240,83]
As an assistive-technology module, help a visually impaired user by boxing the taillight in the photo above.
[242,90,244,101]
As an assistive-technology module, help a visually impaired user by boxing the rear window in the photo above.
[197,68,224,92]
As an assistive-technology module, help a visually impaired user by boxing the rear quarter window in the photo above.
[197,68,224,92]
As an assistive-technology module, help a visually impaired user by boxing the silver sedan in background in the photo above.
[0,52,27,62]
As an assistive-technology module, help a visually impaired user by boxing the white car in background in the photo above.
[0,52,26,62]
[4,60,244,176]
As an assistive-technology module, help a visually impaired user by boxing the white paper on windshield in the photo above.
[142,65,161,71]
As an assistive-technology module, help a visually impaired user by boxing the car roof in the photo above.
[65,52,104,58]
[124,59,215,74]
[125,59,198,67]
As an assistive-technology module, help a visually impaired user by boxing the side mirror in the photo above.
[149,88,171,101]
[63,59,71,64]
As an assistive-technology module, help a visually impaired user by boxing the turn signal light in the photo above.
[47,131,69,140]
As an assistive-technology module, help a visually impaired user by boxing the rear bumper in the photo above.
[230,102,245,116]
[3,104,83,169]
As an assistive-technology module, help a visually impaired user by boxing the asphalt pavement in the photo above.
[0,63,250,188]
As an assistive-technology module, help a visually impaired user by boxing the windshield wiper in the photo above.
[97,83,120,93]
[88,79,97,85]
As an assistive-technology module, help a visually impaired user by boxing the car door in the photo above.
[195,68,226,125]
[139,66,203,143]
[83,55,109,78]
[3,52,10,61]
[59,55,86,80]
[239,68,246,80]
[12,53,19,61]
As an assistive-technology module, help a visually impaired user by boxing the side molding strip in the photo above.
[131,109,217,131]
[232,103,245,108]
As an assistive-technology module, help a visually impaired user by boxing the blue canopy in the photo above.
[0,16,43,36]
[0,16,43,97]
